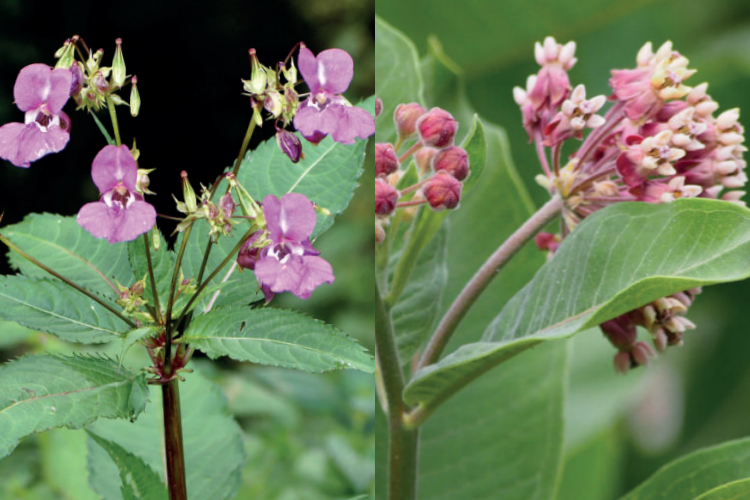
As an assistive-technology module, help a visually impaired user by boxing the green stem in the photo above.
[376,284,419,500]
[232,119,257,177]
[106,96,122,147]
[0,232,137,330]
[164,224,193,368]
[416,196,563,370]
[162,378,188,500]
[385,206,435,308]
[89,111,115,145]
[143,233,163,324]
[195,240,213,285]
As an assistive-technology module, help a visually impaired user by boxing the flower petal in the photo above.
[293,255,334,299]
[0,122,28,167]
[77,201,116,241]
[47,68,74,114]
[331,105,375,145]
[109,200,157,243]
[14,64,53,111]
[0,123,70,168]
[263,193,317,243]
[298,46,321,94]
[316,48,353,95]
[91,145,138,193]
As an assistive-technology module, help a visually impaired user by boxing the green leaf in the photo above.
[405,199,750,409]
[39,429,100,500]
[0,320,34,348]
[0,354,149,459]
[126,231,175,308]
[86,370,245,500]
[619,438,750,500]
[0,275,128,343]
[236,99,372,240]
[391,224,448,364]
[87,432,167,500]
[4,214,134,300]
[184,306,374,373]
[556,427,623,500]
[118,326,160,360]
[696,479,750,500]
[375,16,424,143]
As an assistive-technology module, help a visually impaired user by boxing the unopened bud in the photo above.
[375,97,383,118]
[614,351,631,374]
[423,171,461,210]
[130,76,140,117]
[237,231,263,271]
[181,171,198,213]
[416,108,457,148]
[375,143,399,177]
[244,48,267,95]
[136,168,155,195]
[432,146,470,181]
[112,38,126,88]
[631,341,656,367]
[395,102,426,137]
[151,224,161,251]
[415,147,438,176]
[264,90,283,118]
[70,62,84,98]
[55,39,76,69]
[375,178,399,215]
[280,59,297,84]
[276,128,304,163]
[219,192,236,218]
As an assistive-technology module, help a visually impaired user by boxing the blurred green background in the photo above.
[0,0,374,499]
[377,0,750,497]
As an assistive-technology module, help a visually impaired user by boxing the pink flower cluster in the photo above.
[517,38,746,373]
[374,103,469,243]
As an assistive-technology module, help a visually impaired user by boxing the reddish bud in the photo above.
[432,146,470,181]
[375,97,383,118]
[416,107,458,148]
[415,147,438,176]
[375,178,399,215]
[375,143,399,177]
[276,128,303,163]
[424,171,462,211]
[614,351,631,374]
[219,192,236,218]
[601,315,637,351]
[237,231,263,271]
[631,341,656,367]
[534,232,560,253]
[394,102,426,137]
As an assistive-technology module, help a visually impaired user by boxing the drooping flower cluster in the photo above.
[517,38,746,373]
[374,102,469,243]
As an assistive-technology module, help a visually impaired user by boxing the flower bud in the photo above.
[54,39,76,69]
[395,102,426,137]
[112,38,127,89]
[151,224,161,251]
[264,90,283,118]
[130,76,140,117]
[375,178,399,215]
[424,171,462,210]
[237,231,263,271]
[181,171,198,213]
[631,341,656,367]
[136,168,155,195]
[276,128,304,163]
[93,71,108,94]
[432,146,470,181]
[375,143,399,177]
[70,62,84,99]
[375,97,383,118]
[244,48,267,95]
[416,108,458,148]
[415,147,438,176]
[280,60,297,85]
[220,192,236,218]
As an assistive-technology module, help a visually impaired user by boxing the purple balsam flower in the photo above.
[77,145,157,243]
[293,46,375,145]
[253,193,334,299]
[0,64,73,167]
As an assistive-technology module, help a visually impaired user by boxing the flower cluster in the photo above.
[517,38,746,373]
[374,102,469,243]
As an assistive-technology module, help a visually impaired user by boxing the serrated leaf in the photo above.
[375,16,424,143]
[236,98,372,239]
[0,275,129,343]
[0,354,149,459]
[620,438,750,500]
[391,224,448,364]
[4,214,134,300]
[126,231,175,308]
[86,370,245,500]
[118,326,160,360]
[87,432,167,500]
[184,306,374,373]
[405,199,750,409]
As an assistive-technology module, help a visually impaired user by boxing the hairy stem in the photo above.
[417,196,563,370]
[143,233,163,324]
[162,378,187,500]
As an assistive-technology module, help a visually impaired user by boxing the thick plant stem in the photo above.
[162,378,187,500]
[417,196,563,370]
[376,285,419,500]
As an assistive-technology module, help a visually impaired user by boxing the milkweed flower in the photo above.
[293,46,375,145]
[240,193,334,300]
[77,145,157,243]
[0,64,73,167]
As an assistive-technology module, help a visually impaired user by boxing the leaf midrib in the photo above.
[0,379,131,416]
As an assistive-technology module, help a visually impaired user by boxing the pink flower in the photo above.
[0,64,73,168]
[293,46,375,145]
[253,193,334,299]
[77,145,157,244]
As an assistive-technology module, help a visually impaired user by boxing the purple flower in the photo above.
[293,46,375,145]
[253,193,334,300]
[77,145,157,243]
[0,64,73,168]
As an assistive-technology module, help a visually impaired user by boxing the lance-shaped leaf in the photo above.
[4,214,134,300]
[184,307,374,373]
[126,231,175,308]
[87,432,167,500]
[0,275,129,343]
[0,354,149,460]
[619,438,750,500]
[86,370,244,500]
[405,199,750,409]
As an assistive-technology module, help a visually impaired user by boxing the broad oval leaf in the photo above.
[0,275,129,343]
[619,438,750,500]
[86,370,244,500]
[405,199,750,408]
[0,354,149,459]
[87,432,167,500]
[4,214,134,300]
[184,306,374,373]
